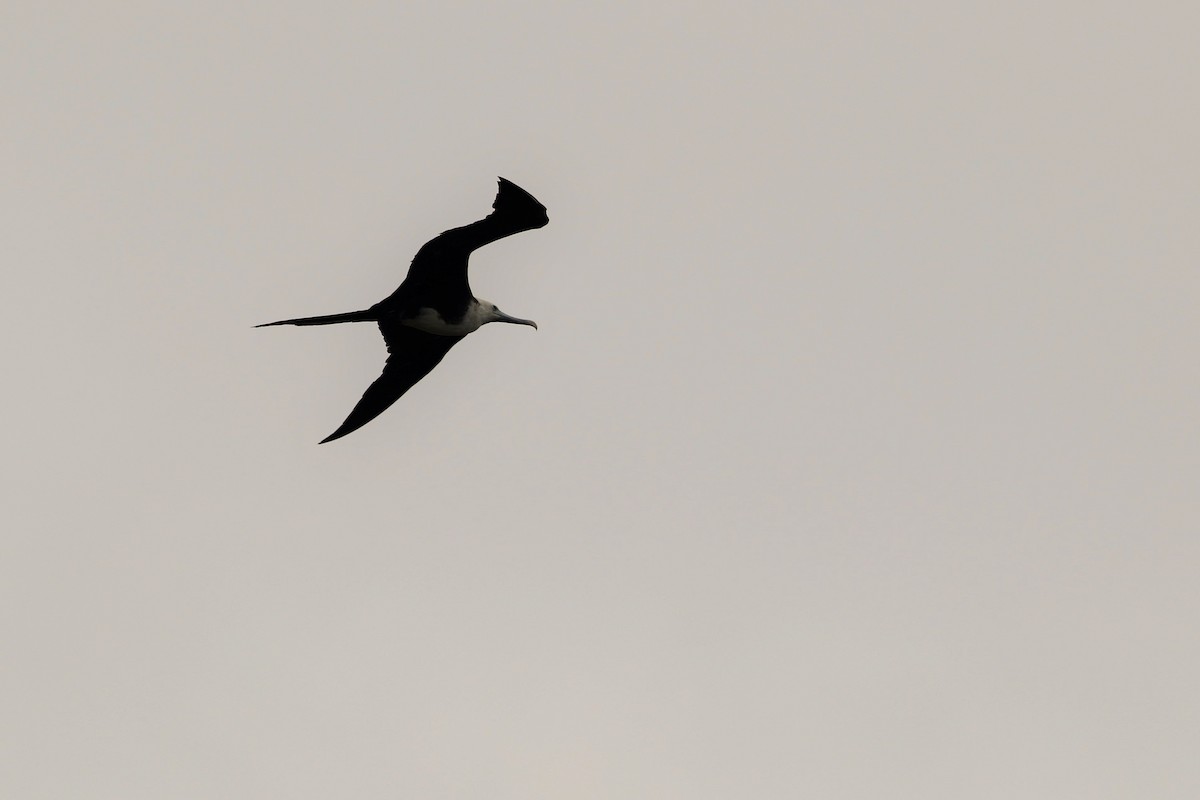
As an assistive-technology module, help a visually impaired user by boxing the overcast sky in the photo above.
[3,2,1197,798]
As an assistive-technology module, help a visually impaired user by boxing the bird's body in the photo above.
[258,177,548,443]
[400,301,500,337]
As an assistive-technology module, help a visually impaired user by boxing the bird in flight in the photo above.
[258,177,548,443]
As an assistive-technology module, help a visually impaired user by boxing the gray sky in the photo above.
[3,2,1197,797]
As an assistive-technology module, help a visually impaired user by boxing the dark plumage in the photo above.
[258,178,548,443]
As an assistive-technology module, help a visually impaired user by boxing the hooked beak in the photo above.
[494,310,538,329]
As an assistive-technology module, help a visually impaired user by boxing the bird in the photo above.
[258,177,548,443]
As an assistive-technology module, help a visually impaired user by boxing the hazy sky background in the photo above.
[3,2,1197,797]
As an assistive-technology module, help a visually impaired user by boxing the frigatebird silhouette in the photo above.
[258,177,548,443]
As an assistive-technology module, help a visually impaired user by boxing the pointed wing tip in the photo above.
[494,175,533,196]
[318,428,349,445]
[492,177,548,228]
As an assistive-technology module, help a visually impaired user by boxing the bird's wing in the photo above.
[319,325,464,444]
[383,178,549,310]
[476,176,550,243]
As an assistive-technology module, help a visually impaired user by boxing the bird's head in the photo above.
[482,301,537,330]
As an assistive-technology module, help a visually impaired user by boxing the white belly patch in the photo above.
[401,306,484,336]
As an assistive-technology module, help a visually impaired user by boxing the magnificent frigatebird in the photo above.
[258,177,548,443]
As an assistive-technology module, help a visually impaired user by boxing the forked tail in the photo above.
[256,309,375,328]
